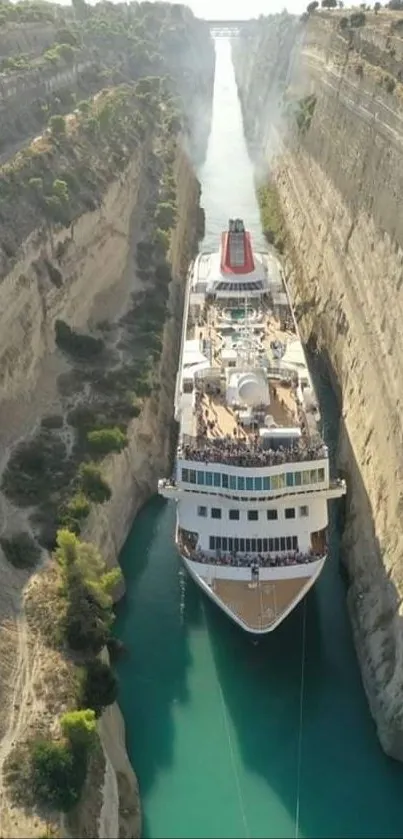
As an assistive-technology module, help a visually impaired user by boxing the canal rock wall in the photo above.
[0,10,214,836]
[81,146,202,569]
[233,10,403,759]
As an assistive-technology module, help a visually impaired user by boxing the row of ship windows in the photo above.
[209,535,299,553]
[198,505,308,520]
[181,468,326,491]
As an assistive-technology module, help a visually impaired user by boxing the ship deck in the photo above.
[182,294,305,442]
[211,576,310,631]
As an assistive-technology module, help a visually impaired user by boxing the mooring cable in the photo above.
[295,598,307,839]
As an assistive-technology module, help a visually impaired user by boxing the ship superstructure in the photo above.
[159,219,346,633]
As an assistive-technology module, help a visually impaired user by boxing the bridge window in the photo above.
[182,468,189,482]
[213,472,220,487]
[254,477,262,491]
[197,471,205,485]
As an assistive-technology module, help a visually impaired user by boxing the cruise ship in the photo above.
[158,219,346,633]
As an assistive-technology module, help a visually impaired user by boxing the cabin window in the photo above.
[285,508,296,519]
[229,509,240,520]
[211,507,221,519]
[197,506,207,517]
[248,510,258,521]
[299,505,309,517]
[267,509,278,520]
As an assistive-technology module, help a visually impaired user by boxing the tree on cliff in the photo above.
[321,0,338,7]
[306,1,319,11]
[374,1,381,9]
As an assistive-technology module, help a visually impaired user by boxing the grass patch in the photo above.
[257,181,286,252]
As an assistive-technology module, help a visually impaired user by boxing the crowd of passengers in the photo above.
[179,436,327,467]
[189,549,321,568]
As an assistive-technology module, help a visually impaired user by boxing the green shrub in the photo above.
[53,179,69,202]
[59,493,91,534]
[257,183,286,252]
[41,415,64,430]
[153,227,170,255]
[154,201,177,231]
[2,433,70,507]
[349,10,366,25]
[60,709,97,750]
[67,405,98,430]
[87,427,127,456]
[30,739,79,812]
[56,529,121,654]
[79,463,112,503]
[78,659,118,717]
[55,320,104,359]
[296,94,317,133]
[0,532,40,569]
[48,115,67,136]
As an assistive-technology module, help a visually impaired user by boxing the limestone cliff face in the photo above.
[81,146,201,567]
[77,143,202,839]
[233,12,403,758]
[0,147,146,405]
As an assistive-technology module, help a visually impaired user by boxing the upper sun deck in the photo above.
[176,220,325,469]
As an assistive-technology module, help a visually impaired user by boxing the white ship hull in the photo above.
[177,525,326,634]
[159,218,346,634]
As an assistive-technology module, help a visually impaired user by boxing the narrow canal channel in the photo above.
[114,39,403,839]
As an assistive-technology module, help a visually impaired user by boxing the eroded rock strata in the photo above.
[0,3,214,836]
[233,9,403,759]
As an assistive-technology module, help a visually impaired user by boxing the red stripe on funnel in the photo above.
[220,231,255,274]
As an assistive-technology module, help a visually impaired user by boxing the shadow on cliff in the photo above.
[204,353,403,838]
[113,495,197,824]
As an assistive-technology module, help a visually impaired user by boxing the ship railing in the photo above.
[177,529,324,569]
[177,437,329,466]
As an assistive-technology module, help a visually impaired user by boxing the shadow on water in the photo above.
[204,354,403,839]
[113,499,193,822]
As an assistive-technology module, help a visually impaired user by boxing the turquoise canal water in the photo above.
[114,41,403,839]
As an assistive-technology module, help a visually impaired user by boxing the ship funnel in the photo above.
[221,218,255,275]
